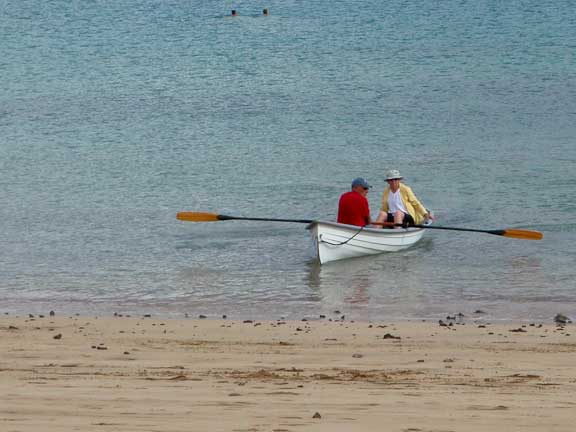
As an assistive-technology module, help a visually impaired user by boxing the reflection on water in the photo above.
[306,259,374,305]
[304,242,435,313]
[305,260,322,289]
[345,278,371,305]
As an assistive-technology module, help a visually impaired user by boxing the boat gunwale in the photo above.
[307,220,427,234]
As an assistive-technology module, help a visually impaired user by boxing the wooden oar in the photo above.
[176,212,314,224]
[374,222,543,240]
[177,212,543,240]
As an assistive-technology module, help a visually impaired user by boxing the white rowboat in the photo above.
[176,213,543,263]
[176,213,543,262]
[307,221,428,264]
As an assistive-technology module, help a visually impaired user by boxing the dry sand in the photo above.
[1,313,575,431]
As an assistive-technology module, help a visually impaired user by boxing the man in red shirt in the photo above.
[337,178,372,227]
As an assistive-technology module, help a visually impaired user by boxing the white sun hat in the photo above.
[385,169,403,180]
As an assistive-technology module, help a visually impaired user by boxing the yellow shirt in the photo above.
[381,183,428,225]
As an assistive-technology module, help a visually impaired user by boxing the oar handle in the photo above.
[411,224,503,235]
[218,214,314,224]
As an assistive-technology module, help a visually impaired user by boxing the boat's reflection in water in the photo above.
[304,237,435,318]
[306,260,373,305]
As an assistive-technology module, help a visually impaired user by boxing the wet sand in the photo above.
[1,314,575,431]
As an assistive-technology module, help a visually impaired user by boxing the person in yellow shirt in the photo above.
[375,170,434,228]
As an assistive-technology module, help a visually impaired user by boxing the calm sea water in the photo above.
[1,0,575,321]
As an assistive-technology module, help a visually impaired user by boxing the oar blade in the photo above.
[501,229,543,240]
[177,212,220,222]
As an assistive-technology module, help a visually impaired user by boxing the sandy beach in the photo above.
[1,313,575,431]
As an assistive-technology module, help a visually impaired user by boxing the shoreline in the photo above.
[0,308,575,326]
[2,315,575,431]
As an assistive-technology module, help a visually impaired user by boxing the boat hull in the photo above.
[308,221,426,264]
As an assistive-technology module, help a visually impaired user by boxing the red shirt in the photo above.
[337,191,370,226]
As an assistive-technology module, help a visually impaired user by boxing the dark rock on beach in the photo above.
[554,314,571,324]
[383,333,401,340]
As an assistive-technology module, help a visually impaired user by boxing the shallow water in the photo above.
[1,0,575,321]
